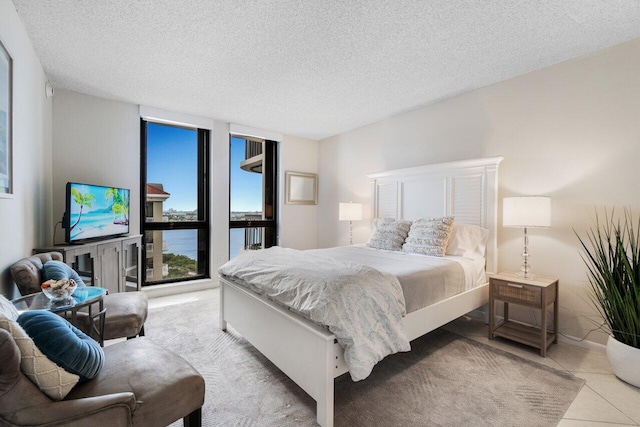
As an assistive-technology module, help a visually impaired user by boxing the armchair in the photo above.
[10,253,147,341]
[0,329,204,426]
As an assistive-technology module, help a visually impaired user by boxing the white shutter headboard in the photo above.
[367,157,503,275]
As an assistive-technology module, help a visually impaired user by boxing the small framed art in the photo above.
[0,39,12,197]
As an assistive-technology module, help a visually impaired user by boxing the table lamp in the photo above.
[503,196,551,278]
[339,202,363,245]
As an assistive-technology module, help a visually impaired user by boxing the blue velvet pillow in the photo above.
[17,311,104,382]
[42,261,86,287]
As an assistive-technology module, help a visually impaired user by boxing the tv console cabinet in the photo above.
[34,235,142,294]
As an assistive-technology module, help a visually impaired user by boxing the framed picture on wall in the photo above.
[0,39,12,197]
[285,171,317,205]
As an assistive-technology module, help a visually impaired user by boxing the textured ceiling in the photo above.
[12,0,640,140]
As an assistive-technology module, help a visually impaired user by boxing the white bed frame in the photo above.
[220,156,503,427]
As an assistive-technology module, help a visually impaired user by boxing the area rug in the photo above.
[145,292,584,426]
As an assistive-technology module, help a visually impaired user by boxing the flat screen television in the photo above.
[64,182,130,244]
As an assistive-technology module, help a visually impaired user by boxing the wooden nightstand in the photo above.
[488,272,559,357]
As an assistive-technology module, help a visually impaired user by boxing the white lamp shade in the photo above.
[503,196,551,228]
[339,202,363,221]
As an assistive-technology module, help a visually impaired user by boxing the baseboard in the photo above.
[558,333,606,353]
[142,279,217,298]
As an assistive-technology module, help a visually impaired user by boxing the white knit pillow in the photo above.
[0,315,79,400]
[402,217,455,256]
[367,218,412,251]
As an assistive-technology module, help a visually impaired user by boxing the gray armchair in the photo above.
[9,252,147,341]
[0,329,204,426]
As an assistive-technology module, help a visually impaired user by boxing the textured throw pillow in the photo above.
[0,294,19,321]
[446,224,490,259]
[402,217,455,256]
[0,314,79,400]
[18,311,104,382]
[42,261,86,287]
[367,218,412,251]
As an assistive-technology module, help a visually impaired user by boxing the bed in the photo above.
[219,156,503,427]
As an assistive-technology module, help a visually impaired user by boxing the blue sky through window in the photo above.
[147,123,262,212]
[147,123,197,211]
[230,136,262,212]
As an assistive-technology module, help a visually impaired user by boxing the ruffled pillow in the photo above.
[402,217,455,256]
[367,218,412,251]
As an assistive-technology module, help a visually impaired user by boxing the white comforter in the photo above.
[218,246,411,381]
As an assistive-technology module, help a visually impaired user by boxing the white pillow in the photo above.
[402,217,455,257]
[367,218,412,251]
[0,294,19,321]
[446,224,490,259]
[0,315,79,400]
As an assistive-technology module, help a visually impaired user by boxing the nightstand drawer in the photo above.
[492,279,541,306]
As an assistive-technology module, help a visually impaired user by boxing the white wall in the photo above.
[279,134,318,249]
[211,119,230,276]
[0,0,53,297]
[52,90,140,240]
[317,38,640,346]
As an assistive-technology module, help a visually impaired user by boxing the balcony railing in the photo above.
[240,139,263,173]
[245,140,262,160]
[244,227,263,251]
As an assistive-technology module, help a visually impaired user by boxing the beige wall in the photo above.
[0,0,53,297]
[317,38,640,346]
[279,134,318,249]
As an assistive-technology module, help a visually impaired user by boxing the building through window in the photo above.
[229,136,277,258]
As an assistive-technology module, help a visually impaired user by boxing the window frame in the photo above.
[140,119,211,285]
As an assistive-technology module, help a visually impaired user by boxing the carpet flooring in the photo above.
[145,292,584,426]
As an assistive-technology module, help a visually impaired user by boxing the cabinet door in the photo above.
[67,247,98,287]
[122,236,142,292]
[97,242,122,294]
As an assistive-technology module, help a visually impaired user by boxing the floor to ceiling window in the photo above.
[141,120,210,285]
[229,136,277,258]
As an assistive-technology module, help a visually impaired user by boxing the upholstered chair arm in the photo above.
[3,393,137,427]
[9,252,64,295]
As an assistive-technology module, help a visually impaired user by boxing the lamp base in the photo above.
[518,227,535,279]
[515,271,536,280]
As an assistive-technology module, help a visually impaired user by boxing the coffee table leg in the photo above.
[96,300,106,347]
[88,300,106,346]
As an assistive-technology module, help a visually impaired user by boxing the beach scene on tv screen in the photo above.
[69,184,129,241]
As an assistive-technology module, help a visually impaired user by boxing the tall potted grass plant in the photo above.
[577,209,640,388]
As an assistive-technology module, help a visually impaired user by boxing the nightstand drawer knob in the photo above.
[506,283,524,289]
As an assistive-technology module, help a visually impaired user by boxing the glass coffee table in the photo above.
[12,287,107,345]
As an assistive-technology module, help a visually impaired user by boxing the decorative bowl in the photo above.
[41,279,77,301]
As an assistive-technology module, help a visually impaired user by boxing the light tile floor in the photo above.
[445,316,640,426]
[146,289,640,427]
